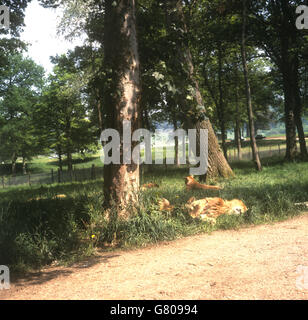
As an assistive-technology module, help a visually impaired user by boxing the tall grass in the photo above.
[0,156,307,274]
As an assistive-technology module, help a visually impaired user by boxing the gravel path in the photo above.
[1,213,308,300]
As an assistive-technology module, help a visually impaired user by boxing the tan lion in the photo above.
[185,175,222,191]
[186,197,248,224]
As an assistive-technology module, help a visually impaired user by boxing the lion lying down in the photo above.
[158,195,247,224]
[185,197,248,224]
[185,175,222,191]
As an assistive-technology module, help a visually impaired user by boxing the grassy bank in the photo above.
[0,156,307,275]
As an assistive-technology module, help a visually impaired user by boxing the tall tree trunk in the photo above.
[67,151,73,172]
[58,149,63,172]
[217,43,228,160]
[141,103,153,173]
[279,1,299,160]
[281,66,298,161]
[235,85,242,160]
[171,0,234,180]
[241,0,262,171]
[246,122,250,138]
[292,57,307,158]
[22,156,27,175]
[90,41,104,133]
[96,90,104,132]
[103,0,141,216]
[294,103,308,158]
[234,125,242,160]
[283,0,307,159]
[172,117,180,167]
[65,112,73,172]
[11,152,17,175]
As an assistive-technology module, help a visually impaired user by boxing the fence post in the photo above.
[28,173,31,186]
[51,169,54,184]
[58,168,61,183]
[163,147,167,171]
[2,176,4,189]
[278,143,281,155]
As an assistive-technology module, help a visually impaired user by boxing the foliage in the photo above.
[0,54,45,168]
[33,53,99,170]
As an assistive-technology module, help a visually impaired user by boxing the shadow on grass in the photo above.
[0,179,104,202]
[0,163,22,176]
[230,156,285,169]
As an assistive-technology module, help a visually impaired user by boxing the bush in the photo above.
[0,195,92,272]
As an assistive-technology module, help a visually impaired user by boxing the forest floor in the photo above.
[1,212,308,300]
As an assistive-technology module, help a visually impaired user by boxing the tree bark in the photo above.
[241,0,262,171]
[58,149,63,172]
[172,0,234,180]
[96,90,104,132]
[103,0,141,216]
[196,119,234,179]
[281,65,298,160]
[278,0,307,159]
[235,85,242,160]
[91,41,104,133]
[22,156,27,175]
[172,117,180,167]
[67,151,73,172]
[288,57,307,158]
[217,43,228,160]
[11,152,17,175]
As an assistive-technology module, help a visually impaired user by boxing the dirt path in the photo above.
[1,213,308,300]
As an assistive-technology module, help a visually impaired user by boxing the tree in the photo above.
[33,53,98,172]
[241,0,262,171]
[0,54,45,174]
[165,0,234,180]
[250,0,308,159]
[102,0,141,215]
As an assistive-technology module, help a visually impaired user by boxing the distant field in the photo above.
[1,136,308,178]
[0,152,103,177]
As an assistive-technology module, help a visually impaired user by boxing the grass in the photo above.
[0,152,103,177]
[1,137,307,177]
[0,155,308,275]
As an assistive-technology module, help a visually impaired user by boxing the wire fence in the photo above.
[1,165,104,189]
[227,142,287,161]
[0,142,288,189]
